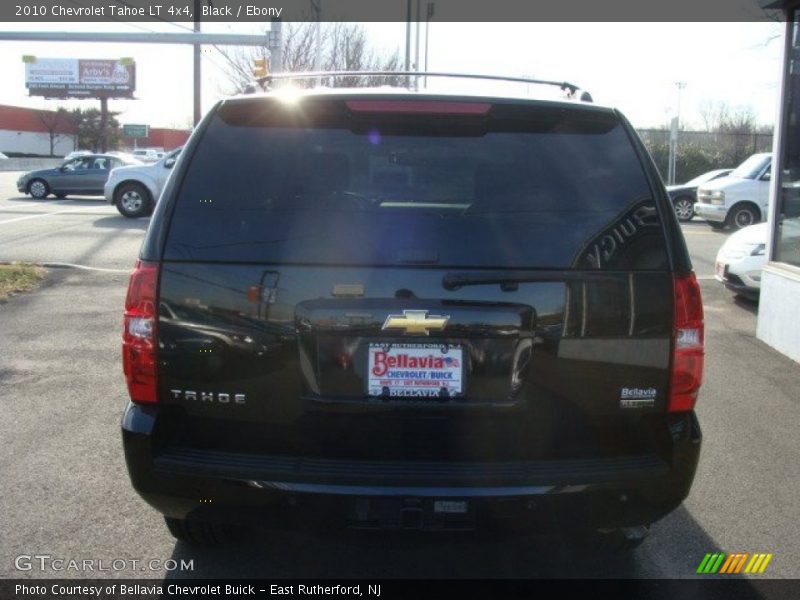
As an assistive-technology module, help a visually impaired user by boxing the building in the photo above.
[757,1,800,362]
[0,104,76,156]
[0,104,191,157]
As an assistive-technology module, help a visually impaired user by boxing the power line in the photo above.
[65,0,160,35]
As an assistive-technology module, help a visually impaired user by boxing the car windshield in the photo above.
[730,154,770,179]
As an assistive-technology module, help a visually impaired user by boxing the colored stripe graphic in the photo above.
[720,553,749,574]
[699,552,774,574]
[744,554,774,574]
[697,553,726,574]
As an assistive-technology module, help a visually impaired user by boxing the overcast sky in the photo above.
[0,21,785,130]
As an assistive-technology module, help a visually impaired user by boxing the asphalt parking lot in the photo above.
[1,172,800,581]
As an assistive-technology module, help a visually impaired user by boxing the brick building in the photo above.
[0,104,76,156]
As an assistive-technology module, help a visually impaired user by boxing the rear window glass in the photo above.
[164,98,667,270]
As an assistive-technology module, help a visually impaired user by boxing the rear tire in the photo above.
[28,179,49,199]
[164,516,242,545]
[115,182,152,218]
[582,526,650,553]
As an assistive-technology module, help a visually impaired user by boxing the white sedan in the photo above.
[104,147,181,218]
[715,222,767,299]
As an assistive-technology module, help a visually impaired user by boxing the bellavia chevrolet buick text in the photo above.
[121,75,704,551]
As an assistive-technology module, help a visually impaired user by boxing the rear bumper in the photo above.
[122,403,702,531]
[715,274,760,298]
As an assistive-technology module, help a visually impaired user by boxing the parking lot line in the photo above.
[0,205,101,225]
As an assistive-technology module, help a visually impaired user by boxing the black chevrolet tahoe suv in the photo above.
[121,84,704,550]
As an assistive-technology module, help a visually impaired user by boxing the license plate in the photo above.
[715,261,727,280]
[367,343,464,397]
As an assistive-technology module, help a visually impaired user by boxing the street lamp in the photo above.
[668,81,687,185]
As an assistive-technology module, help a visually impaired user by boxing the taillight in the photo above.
[123,260,159,404]
[345,100,492,115]
[669,272,704,412]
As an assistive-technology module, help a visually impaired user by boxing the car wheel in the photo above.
[582,525,650,553]
[28,179,49,199]
[673,197,694,222]
[115,183,151,218]
[164,517,242,545]
[727,204,760,230]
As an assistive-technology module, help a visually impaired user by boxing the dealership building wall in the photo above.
[756,0,800,364]
[0,104,75,156]
[0,129,74,156]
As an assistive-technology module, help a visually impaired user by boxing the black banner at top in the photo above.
[0,0,787,22]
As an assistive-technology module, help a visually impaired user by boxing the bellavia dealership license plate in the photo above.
[367,343,464,397]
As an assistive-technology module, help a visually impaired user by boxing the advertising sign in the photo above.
[123,124,149,138]
[25,58,136,98]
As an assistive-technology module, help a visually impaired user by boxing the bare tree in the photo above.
[36,107,69,156]
[698,100,730,132]
[218,23,402,93]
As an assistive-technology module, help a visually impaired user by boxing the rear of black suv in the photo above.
[122,91,703,547]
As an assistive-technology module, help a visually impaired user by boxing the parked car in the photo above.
[121,84,704,551]
[715,222,767,299]
[695,152,772,230]
[714,217,800,299]
[666,168,732,222]
[105,147,182,217]
[17,154,141,199]
[132,148,160,162]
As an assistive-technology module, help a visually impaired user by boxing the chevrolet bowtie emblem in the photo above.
[381,310,450,335]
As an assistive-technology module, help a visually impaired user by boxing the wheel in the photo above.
[164,516,242,545]
[55,193,67,199]
[582,525,650,553]
[673,196,694,222]
[709,222,726,231]
[28,179,49,199]
[115,182,152,218]
[727,204,760,230]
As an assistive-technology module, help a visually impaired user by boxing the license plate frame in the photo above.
[366,342,465,398]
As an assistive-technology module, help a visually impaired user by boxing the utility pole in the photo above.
[312,0,322,85]
[270,18,283,73]
[193,0,201,126]
[424,2,434,89]
[405,0,412,88]
[414,0,420,90]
